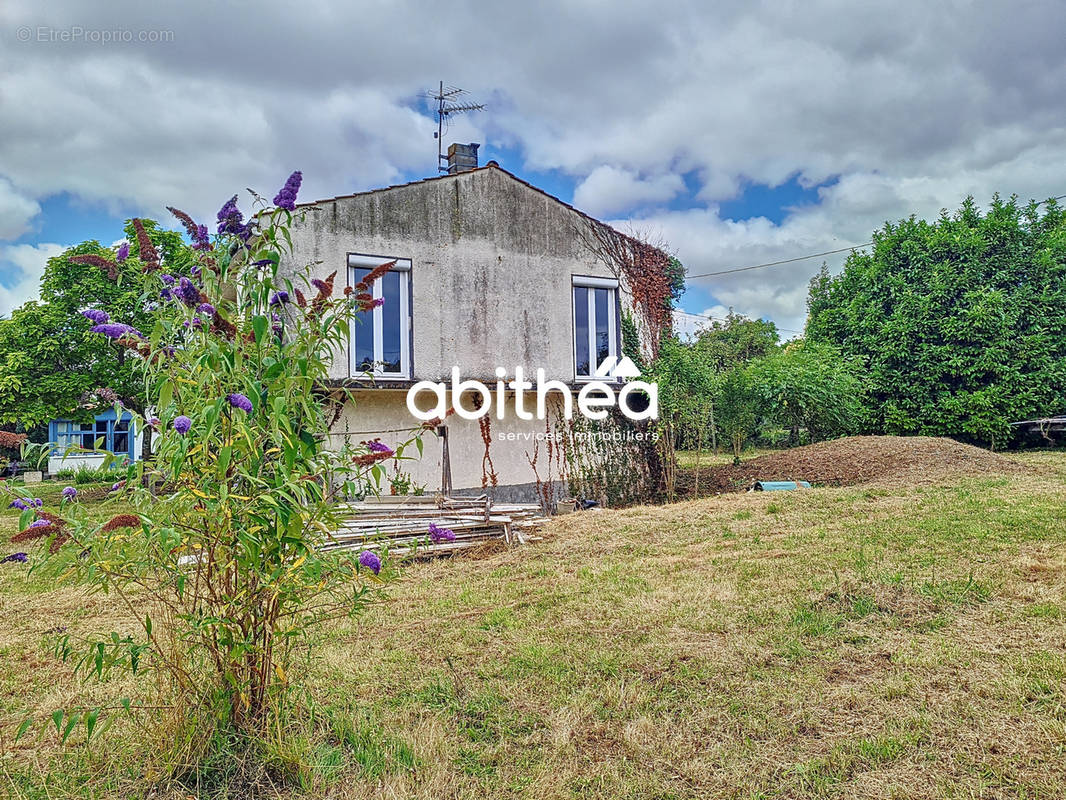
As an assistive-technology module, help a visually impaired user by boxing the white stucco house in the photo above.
[285,148,669,501]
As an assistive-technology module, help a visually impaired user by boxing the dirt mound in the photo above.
[677,436,1025,495]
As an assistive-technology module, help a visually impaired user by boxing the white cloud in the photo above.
[573,167,684,217]
[0,243,66,318]
[673,304,731,341]
[1,0,1064,331]
[0,178,41,239]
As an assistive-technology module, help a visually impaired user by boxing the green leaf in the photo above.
[252,315,269,345]
[15,717,33,742]
[158,380,173,413]
[51,709,63,735]
[61,712,80,744]
[85,708,100,741]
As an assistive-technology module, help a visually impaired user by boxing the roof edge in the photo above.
[292,163,667,257]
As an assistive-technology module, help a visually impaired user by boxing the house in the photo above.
[47,407,141,474]
[285,147,670,502]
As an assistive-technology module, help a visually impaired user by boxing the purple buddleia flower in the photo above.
[311,278,329,293]
[196,302,215,317]
[428,522,456,543]
[7,499,27,511]
[371,297,384,308]
[149,417,161,428]
[359,550,381,575]
[161,274,175,286]
[91,323,142,340]
[227,393,253,413]
[272,171,303,211]
[116,242,130,262]
[176,276,200,307]
[1,553,28,564]
[183,317,204,329]
[366,440,394,455]
[269,291,290,306]
[160,288,173,301]
[192,224,211,250]
[80,309,109,324]
[216,195,244,236]
[28,519,49,529]
[173,415,192,435]
[217,196,254,241]
[109,481,124,492]
[190,264,201,277]
[61,486,77,502]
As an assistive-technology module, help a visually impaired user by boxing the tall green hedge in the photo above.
[807,195,1066,446]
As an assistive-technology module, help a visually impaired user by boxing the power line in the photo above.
[686,243,871,280]
[672,308,803,334]
[685,193,1066,281]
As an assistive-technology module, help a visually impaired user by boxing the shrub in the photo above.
[3,175,422,782]
[745,339,863,444]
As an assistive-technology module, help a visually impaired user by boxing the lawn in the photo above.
[2,453,1065,798]
[675,447,779,469]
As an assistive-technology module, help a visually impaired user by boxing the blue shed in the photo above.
[47,408,141,473]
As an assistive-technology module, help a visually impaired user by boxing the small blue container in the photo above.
[752,480,811,491]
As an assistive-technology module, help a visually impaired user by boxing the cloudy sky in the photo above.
[1,1,1065,336]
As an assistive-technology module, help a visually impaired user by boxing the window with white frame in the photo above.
[348,253,412,378]
[572,276,619,380]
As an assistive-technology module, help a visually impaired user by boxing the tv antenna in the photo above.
[425,81,484,172]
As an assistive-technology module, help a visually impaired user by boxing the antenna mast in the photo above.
[428,81,485,172]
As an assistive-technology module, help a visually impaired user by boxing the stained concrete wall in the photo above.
[284,165,630,497]
[331,389,570,496]
[285,165,625,383]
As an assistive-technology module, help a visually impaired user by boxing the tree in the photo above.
[646,336,716,498]
[745,339,863,444]
[716,367,756,460]
[692,311,779,372]
[0,220,197,431]
[807,195,1066,447]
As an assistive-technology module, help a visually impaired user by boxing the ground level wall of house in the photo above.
[47,434,143,475]
[332,389,570,503]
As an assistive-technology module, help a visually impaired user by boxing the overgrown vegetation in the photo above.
[644,314,864,498]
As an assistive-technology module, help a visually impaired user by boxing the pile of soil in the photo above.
[676,436,1025,496]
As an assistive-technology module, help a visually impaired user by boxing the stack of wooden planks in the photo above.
[325,494,547,557]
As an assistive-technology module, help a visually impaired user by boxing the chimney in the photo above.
[446,142,480,174]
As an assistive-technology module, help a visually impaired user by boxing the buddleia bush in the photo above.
[3,173,421,782]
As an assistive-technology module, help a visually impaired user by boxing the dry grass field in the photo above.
[2,445,1065,798]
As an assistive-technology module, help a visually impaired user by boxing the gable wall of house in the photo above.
[285,166,641,499]
[286,166,625,384]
